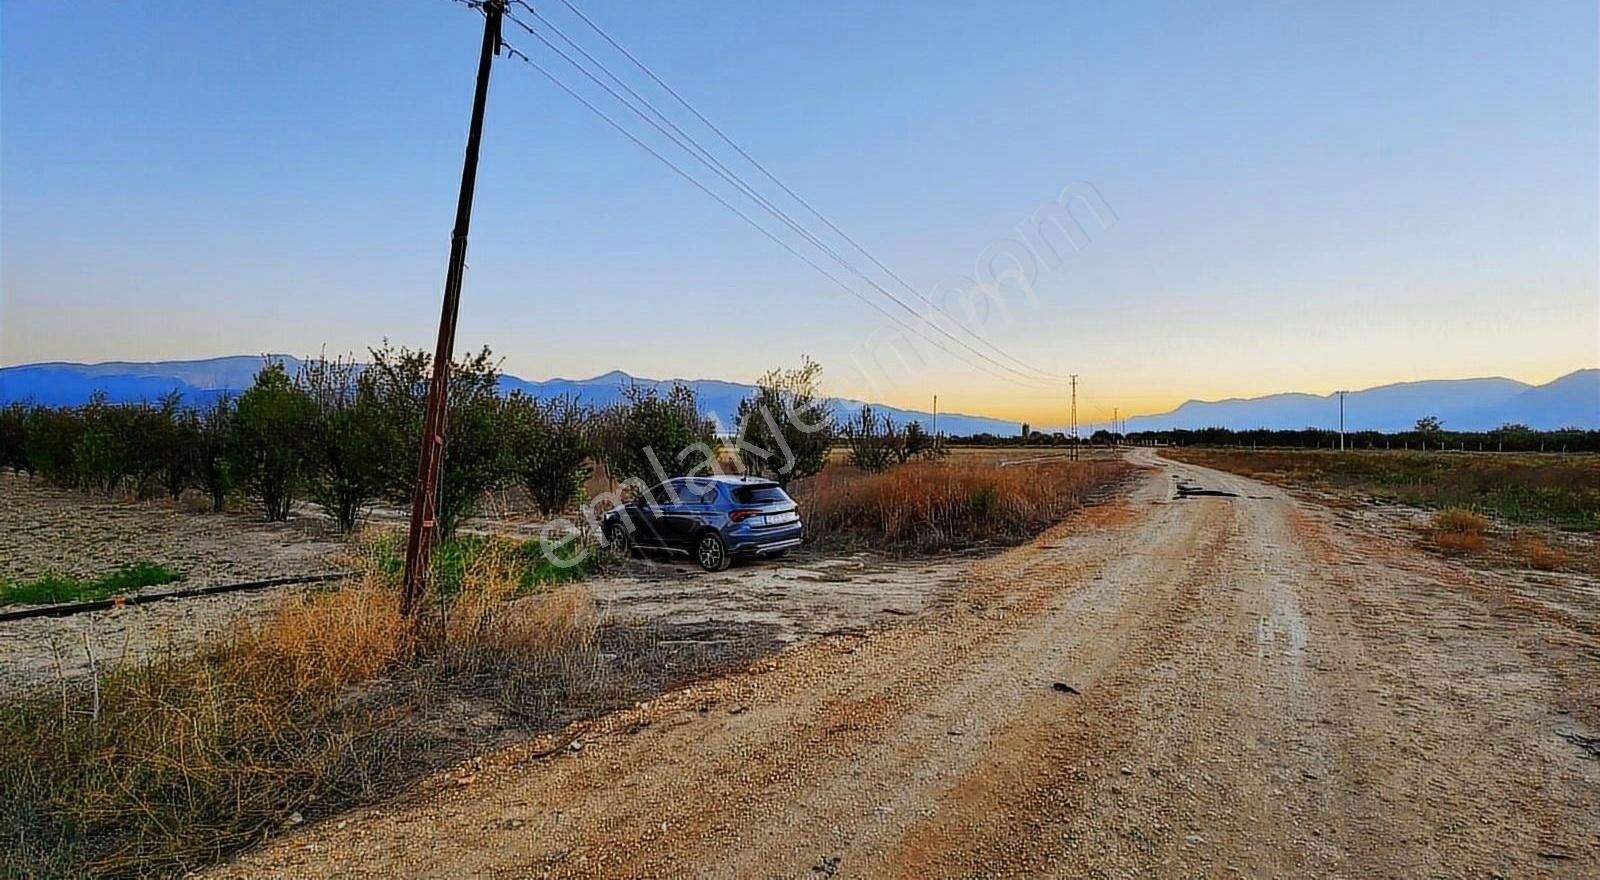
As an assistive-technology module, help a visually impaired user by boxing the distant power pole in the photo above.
[1113,407,1119,446]
[1069,374,1079,460]
[1336,389,1348,451]
[932,393,939,446]
[401,1,505,619]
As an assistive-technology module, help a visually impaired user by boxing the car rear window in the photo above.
[732,484,791,505]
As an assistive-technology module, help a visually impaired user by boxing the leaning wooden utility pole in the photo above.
[401,0,504,618]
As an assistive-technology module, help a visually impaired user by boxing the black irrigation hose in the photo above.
[0,572,352,623]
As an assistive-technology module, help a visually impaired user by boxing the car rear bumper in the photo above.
[728,522,804,556]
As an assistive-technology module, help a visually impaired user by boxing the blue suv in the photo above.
[601,475,804,571]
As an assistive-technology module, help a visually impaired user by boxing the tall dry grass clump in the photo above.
[801,458,1131,551]
[1430,506,1488,555]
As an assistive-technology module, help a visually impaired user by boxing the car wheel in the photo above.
[695,532,731,572]
[604,523,631,557]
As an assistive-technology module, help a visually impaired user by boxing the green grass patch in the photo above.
[364,531,600,596]
[0,562,181,607]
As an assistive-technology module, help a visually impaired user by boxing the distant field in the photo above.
[1165,448,1600,532]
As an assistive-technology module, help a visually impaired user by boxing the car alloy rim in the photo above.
[608,527,627,552]
[698,536,722,568]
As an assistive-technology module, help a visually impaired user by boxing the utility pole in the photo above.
[1113,407,1119,447]
[401,1,505,619]
[1069,374,1079,460]
[1336,390,1348,451]
[932,393,939,446]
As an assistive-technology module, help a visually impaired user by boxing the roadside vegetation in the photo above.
[0,562,181,608]
[802,458,1132,552]
[0,535,767,879]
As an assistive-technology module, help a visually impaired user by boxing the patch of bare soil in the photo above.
[0,474,347,696]
[213,450,1599,879]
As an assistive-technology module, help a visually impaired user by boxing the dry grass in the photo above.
[1432,507,1490,534]
[799,458,1132,552]
[1514,535,1571,571]
[1430,507,1488,556]
[0,537,609,878]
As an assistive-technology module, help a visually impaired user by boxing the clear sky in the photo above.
[3,0,1596,424]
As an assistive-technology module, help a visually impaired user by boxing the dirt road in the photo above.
[218,450,1600,878]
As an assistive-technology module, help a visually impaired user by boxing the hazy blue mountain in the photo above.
[1123,371,1598,433]
[0,357,1021,436]
[6,357,1592,435]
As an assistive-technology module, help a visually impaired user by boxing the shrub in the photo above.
[733,356,834,486]
[229,362,313,521]
[593,382,720,486]
[0,402,29,473]
[1432,507,1489,534]
[1431,507,1488,555]
[363,343,508,538]
[1515,536,1570,571]
[801,458,1131,551]
[503,392,593,516]
[840,404,900,472]
[298,355,384,532]
[23,404,85,486]
[190,394,236,512]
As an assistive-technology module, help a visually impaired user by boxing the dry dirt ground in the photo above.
[213,449,1600,879]
[0,476,970,697]
[0,473,348,697]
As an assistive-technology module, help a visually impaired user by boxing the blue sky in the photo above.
[3,0,1595,422]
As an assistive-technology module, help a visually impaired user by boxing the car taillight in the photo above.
[729,509,762,522]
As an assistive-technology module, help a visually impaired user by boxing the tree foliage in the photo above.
[734,356,834,486]
[363,343,507,538]
[594,383,719,486]
[503,392,593,516]
[229,362,312,521]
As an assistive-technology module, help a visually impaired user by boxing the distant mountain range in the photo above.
[1122,370,1599,433]
[0,356,1022,437]
[1,357,1594,434]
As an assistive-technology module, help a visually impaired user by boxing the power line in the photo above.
[499,8,1067,389]
[542,0,1070,384]
[488,35,1059,389]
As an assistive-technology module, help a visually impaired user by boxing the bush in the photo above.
[593,382,720,486]
[1515,535,1570,571]
[503,392,593,516]
[189,395,236,512]
[23,405,85,486]
[298,355,384,532]
[1431,507,1488,555]
[229,362,312,521]
[363,343,507,538]
[840,404,900,472]
[734,357,834,486]
[1432,507,1489,534]
[801,458,1131,551]
[0,402,29,473]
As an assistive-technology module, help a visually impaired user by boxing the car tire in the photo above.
[604,523,632,557]
[695,531,731,572]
